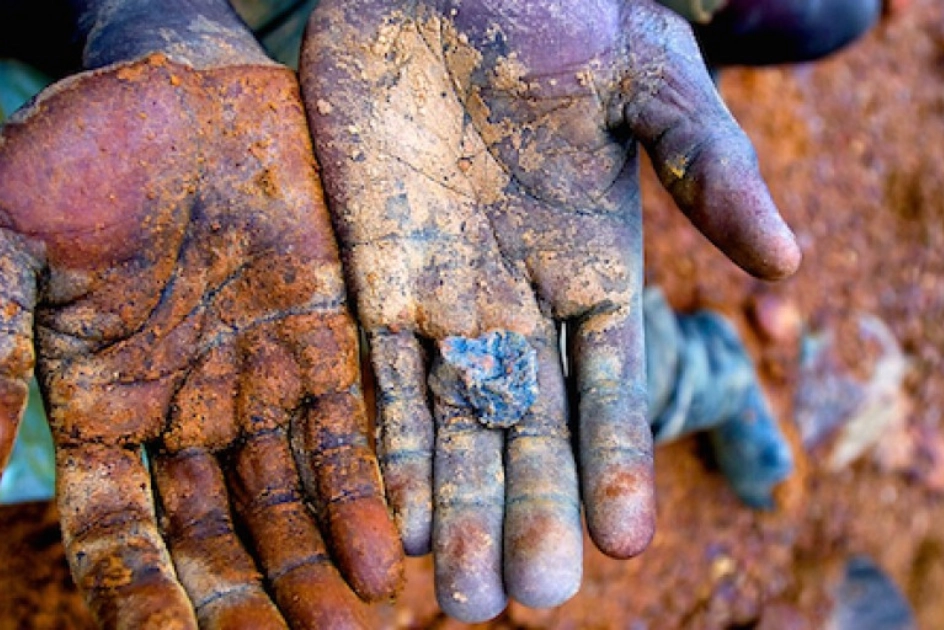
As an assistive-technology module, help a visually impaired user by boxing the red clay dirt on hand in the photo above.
[0,1,404,626]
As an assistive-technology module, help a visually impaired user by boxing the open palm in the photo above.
[302,0,799,622]
[0,43,401,630]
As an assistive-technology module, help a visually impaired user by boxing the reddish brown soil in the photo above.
[2,1,944,628]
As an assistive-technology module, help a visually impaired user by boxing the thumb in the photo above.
[614,0,801,280]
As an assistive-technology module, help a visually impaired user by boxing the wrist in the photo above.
[72,0,273,70]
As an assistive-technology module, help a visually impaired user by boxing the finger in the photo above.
[503,332,582,608]
[431,397,507,623]
[56,443,196,629]
[616,2,801,280]
[292,394,404,601]
[570,300,655,559]
[0,229,41,477]
[280,310,404,599]
[369,330,435,556]
[236,324,398,608]
[151,449,286,629]
[228,431,369,629]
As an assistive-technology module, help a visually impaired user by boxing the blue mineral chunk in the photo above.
[429,330,538,429]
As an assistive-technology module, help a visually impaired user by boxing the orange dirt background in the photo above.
[2,1,943,627]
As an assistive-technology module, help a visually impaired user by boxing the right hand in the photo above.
[0,27,402,630]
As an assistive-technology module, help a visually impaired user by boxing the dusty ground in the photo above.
[2,1,943,628]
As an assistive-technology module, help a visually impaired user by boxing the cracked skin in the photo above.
[0,50,403,628]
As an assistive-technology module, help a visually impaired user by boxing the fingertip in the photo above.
[674,148,802,282]
[437,587,508,625]
[585,463,656,559]
[727,217,802,282]
[274,565,371,630]
[400,521,432,557]
[381,457,433,556]
[764,230,803,281]
[437,587,508,622]
[329,499,405,601]
[434,514,507,623]
[730,182,802,281]
[504,508,582,609]
[197,593,287,630]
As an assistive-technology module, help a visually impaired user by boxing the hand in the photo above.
[0,2,403,627]
[301,0,799,622]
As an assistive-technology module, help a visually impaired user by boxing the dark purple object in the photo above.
[695,0,882,66]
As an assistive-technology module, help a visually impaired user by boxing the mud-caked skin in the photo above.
[301,0,801,622]
[0,1,404,627]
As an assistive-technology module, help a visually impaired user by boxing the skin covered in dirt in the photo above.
[0,0,404,627]
[301,0,801,622]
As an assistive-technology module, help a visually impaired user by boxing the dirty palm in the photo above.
[302,0,800,621]
[0,1,405,625]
